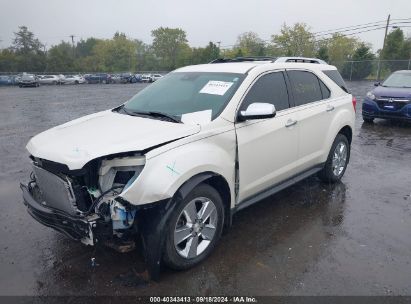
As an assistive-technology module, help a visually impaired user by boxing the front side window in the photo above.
[124,72,244,120]
[241,72,290,112]
[287,70,323,106]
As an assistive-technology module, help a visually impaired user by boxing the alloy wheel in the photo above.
[174,197,218,259]
[332,142,347,177]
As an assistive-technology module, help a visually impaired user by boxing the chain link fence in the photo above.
[332,59,411,81]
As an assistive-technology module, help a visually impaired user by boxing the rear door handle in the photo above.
[326,105,335,112]
[285,119,298,127]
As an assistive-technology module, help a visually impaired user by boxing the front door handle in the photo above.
[285,119,298,127]
[326,105,335,112]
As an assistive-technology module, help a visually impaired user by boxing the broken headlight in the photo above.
[98,155,145,193]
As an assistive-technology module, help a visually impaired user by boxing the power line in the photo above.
[315,26,387,42]
[313,17,411,35]
[313,20,387,34]
[314,21,411,37]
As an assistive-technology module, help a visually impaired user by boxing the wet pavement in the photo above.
[0,81,410,296]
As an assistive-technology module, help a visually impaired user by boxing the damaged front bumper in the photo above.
[20,183,105,245]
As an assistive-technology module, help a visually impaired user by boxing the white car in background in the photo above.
[38,75,61,85]
[150,74,163,82]
[64,75,86,85]
[21,57,355,280]
[141,74,152,83]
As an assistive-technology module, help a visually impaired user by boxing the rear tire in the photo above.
[318,134,350,183]
[363,116,374,123]
[163,184,224,270]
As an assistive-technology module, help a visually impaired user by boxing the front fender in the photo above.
[120,129,236,208]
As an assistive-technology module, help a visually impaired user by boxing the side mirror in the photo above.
[374,82,380,86]
[238,103,276,121]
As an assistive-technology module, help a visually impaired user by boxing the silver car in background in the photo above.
[38,75,61,85]
[64,75,86,85]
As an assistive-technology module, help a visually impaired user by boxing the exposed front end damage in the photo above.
[21,154,146,247]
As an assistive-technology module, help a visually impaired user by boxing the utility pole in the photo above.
[377,14,390,81]
[69,35,75,57]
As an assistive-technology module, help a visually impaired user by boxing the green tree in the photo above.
[325,34,359,70]
[92,32,138,72]
[11,26,46,72]
[151,27,189,69]
[76,38,100,57]
[234,32,266,56]
[381,28,411,71]
[47,41,75,72]
[271,23,315,56]
[0,49,18,72]
[190,42,220,64]
[316,45,329,62]
[342,43,375,80]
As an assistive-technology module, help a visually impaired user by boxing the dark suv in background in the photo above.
[362,70,411,122]
[85,73,112,84]
[19,74,39,88]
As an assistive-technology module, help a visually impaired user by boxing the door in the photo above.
[235,71,299,202]
[286,69,334,172]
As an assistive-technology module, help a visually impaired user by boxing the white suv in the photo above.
[21,57,355,279]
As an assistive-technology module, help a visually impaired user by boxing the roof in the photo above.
[174,61,336,74]
[174,62,263,74]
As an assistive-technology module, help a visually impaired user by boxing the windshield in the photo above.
[123,72,244,122]
[382,72,411,88]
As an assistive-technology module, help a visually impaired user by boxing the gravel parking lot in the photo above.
[0,82,410,296]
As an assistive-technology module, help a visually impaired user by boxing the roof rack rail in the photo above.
[275,57,327,64]
[210,56,277,64]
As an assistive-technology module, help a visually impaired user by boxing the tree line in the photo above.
[0,23,410,79]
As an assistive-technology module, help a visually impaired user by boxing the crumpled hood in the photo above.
[373,86,411,99]
[27,110,201,169]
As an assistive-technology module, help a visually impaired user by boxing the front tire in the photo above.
[318,134,350,183]
[163,184,224,270]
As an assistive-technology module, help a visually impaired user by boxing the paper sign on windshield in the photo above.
[199,81,234,96]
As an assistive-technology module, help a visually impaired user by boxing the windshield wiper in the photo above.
[114,105,181,123]
[144,111,181,123]
[129,109,181,123]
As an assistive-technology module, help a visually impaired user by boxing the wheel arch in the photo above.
[321,106,355,163]
[173,171,232,231]
[338,125,353,144]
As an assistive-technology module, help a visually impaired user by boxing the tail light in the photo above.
[352,96,357,112]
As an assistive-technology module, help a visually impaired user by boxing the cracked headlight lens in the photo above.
[98,156,145,192]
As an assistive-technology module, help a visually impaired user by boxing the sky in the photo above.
[0,0,410,52]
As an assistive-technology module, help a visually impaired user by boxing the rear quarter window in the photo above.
[322,70,349,93]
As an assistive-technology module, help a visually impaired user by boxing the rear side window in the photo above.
[319,80,331,99]
[287,70,323,106]
[322,70,348,93]
[241,72,290,111]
